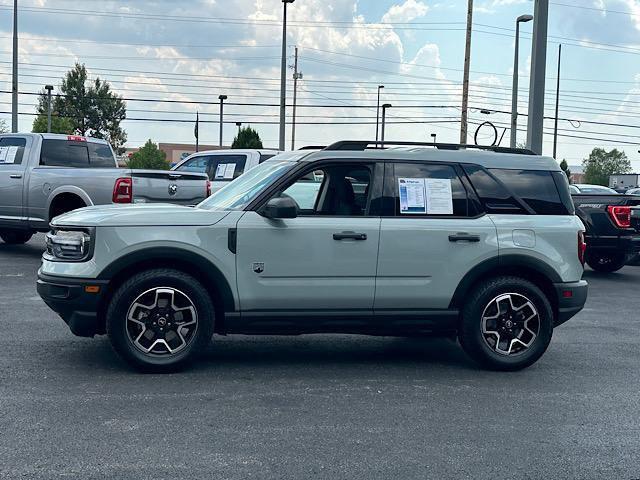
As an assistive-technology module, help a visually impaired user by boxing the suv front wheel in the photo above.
[106,268,215,372]
[459,276,553,371]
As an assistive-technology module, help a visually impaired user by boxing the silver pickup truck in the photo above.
[0,133,210,244]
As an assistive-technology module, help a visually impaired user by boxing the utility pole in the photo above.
[381,103,392,147]
[375,85,384,144]
[218,95,227,148]
[553,44,562,159]
[511,14,533,148]
[291,46,302,151]
[460,0,473,145]
[279,0,295,151]
[12,0,18,132]
[526,0,549,154]
[45,85,53,133]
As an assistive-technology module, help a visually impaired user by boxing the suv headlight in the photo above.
[45,228,94,262]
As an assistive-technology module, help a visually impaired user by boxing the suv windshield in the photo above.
[198,160,295,211]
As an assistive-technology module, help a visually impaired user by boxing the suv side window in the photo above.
[392,163,468,217]
[278,164,373,216]
[0,137,27,166]
[462,164,526,214]
[211,154,248,180]
[490,168,571,215]
[40,139,89,167]
[88,142,116,168]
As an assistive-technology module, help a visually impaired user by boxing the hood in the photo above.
[51,203,230,227]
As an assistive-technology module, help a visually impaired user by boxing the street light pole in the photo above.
[11,0,18,132]
[291,46,302,151]
[45,85,53,133]
[526,0,549,154]
[236,122,242,135]
[279,0,295,151]
[375,85,384,144]
[510,14,533,148]
[553,44,562,159]
[218,95,227,148]
[381,103,392,147]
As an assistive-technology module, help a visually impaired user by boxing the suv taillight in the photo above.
[578,231,586,266]
[206,180,211,197]
[607,205,631,228]
[112,177,133,203]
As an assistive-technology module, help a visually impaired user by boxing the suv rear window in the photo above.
[490,169,572,215]
[40,140,89,167]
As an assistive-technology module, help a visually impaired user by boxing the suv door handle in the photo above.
[9,174,22,179]
[333,231,367,241]
[448,233,480,243]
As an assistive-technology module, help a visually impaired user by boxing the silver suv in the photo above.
[37,141,588,372]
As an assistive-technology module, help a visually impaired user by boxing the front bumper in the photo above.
[553,280,588,327]
[37,272,109,337]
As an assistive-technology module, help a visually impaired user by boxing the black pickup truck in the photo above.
[573,193,640,272]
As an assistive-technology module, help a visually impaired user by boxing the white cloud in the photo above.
[382,0,430,23]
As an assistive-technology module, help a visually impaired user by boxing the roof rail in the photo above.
[323,140,536,156]
[298,145,326,150]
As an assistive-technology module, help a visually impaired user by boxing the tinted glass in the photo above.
[463,164,525,214]
[259,153,276,163]
[0,137,27,166]
[177,156,210,174]
[40,140,89,167]
[551,171,576,215]
[393,163,468,216]
[210,155,248,180]
[490,168,570,215]
[88,142,115,168]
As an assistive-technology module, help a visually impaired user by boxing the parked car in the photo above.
[38,140,587,372]
[0,133,210,244]
[171,149,280,194]
[571,188,640,272]
[625,188,640,195]
[569,184,619,195]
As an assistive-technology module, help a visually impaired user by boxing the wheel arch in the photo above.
[96,247,236,335]
[47,187,93,221]
[449,254,561,316]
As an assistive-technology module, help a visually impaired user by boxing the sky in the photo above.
[0,0,639,169]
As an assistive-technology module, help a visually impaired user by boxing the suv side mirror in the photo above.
[262,196,298,219]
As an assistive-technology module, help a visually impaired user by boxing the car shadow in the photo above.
[0,241,46,258]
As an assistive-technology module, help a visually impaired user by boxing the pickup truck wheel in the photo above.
[586,252,626,273]
[106,268,214,372]
[0,230,34,244]
[459,276,553,371]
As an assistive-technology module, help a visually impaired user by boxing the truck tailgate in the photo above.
[129,170,209,205]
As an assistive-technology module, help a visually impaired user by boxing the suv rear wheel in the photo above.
[0,229,34,244]
[586,251,626,273]
[459,276,553,371]
[106,268,215,372]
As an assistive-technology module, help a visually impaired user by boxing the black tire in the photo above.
[0,230,34,244]
[459,276,553,371]
[586,251,626,273]
[106,268,215,372]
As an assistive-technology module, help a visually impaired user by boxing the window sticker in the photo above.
[0,146,18,164]
[223,163,236,179]
[425,178,453,215]
[215,163,227,179]
[399,178,426,214]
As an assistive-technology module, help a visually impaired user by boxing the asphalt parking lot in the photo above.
[1,234,639,479]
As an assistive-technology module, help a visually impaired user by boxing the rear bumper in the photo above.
[586,233,640,257]
[553,280,588,327]
[37,272,108,337]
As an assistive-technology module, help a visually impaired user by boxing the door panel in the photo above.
[0,137,28,223]
[375,216,498,310]
[236,212,381,311]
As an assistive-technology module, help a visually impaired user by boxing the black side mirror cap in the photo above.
[262,196,298,219]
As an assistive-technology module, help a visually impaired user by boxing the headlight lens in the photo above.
[45,229,92,261]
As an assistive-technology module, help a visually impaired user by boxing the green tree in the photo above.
[559,158,571,182]
[126,140,169,170]
[33,63,127,154]
[0,119,8,133]
[232,126,263,149]
[32,94,75,134]
[582,148,631,186]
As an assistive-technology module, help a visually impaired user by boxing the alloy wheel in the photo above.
[481,293,540,356]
